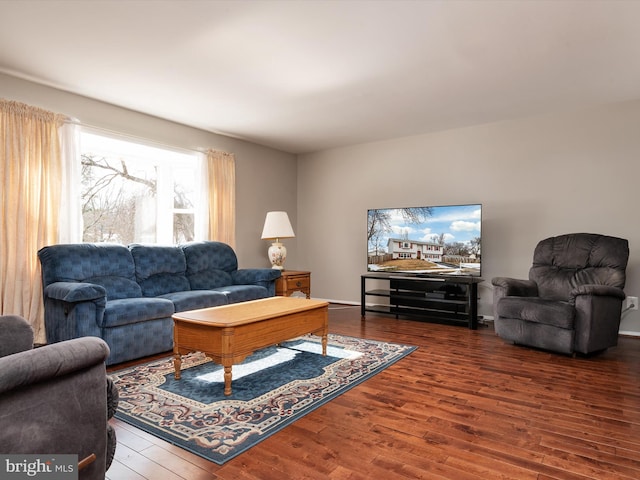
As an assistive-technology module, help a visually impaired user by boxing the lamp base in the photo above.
[268,242,287,270]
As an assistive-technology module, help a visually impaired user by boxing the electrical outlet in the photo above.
[626,296,638,310]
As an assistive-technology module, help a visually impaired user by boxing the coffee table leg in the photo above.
[224,365,232,396]
[173,353,182,380]
[322,334,327,356]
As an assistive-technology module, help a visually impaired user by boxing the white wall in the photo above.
[1,73,298,268]
[297,100,640,334]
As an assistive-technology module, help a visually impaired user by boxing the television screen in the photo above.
[367,204,482,276]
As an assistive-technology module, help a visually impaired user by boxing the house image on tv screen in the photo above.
[387,238,443,261]
[367,204,481,276]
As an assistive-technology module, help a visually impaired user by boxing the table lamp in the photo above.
[261,211,295,270]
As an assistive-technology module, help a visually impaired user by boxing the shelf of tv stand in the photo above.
[361,273,483,329]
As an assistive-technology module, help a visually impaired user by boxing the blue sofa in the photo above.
[38,241,280,365]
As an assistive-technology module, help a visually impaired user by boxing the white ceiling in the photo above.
[2,1,640,154]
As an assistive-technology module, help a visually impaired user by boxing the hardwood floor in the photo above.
[107,305,640,479]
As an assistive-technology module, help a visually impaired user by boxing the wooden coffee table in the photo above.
[172,296,329,395]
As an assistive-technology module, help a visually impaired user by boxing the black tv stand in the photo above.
[361,273,483,329]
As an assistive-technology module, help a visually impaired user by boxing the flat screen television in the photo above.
[367,204,482,277]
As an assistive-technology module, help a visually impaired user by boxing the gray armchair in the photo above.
[0,315,118,479]
[492,233,629,355]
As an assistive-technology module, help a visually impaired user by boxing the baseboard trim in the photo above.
[619,330,640,338]
[317,298,359,306]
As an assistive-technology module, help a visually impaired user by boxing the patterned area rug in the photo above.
[112,334,416,464]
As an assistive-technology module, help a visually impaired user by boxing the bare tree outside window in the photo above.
[80,132,198,244]
[81,154,154,243]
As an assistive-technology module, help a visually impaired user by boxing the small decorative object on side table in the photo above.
[276,270,311,298]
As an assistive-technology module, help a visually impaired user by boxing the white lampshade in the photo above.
[261,211,295,240]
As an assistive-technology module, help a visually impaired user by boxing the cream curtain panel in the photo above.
[0,99,66,343]
[206,149,236,248]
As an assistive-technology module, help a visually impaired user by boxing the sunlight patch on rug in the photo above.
[195,341,362,384]
[196,347,298,383]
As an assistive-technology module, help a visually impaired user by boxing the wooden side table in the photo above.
[275,270,311,298]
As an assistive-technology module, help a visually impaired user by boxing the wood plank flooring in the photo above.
[106,305,640,479]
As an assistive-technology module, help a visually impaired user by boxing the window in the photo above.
[80,131,202,244]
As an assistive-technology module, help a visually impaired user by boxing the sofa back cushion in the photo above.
[38,243,141,300]
[529,233,629,301]
[130,244,191,296]
[182,241,237,289]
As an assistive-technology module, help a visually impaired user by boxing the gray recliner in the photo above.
[492,233,629,355]
[0,314,118,479]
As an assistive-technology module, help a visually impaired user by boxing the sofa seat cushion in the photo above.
[497,297,575,329]
[160,290,229,312]
[213,285,269,303]
[101,298,175,328]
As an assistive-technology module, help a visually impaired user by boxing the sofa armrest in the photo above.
[492,277,538,321]
[569,285,626,354]
[44,281,106,303]
[0,337,111,479]
[0,337,110,394]
[232,268,281,285]
[42,283,107,344]
[491,277,538,297]
[569,284,627,301]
